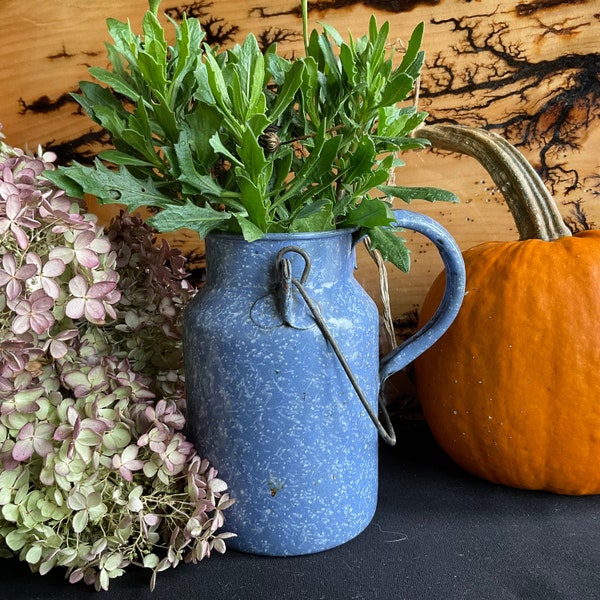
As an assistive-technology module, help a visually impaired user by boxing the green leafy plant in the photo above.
[46,0,457,270]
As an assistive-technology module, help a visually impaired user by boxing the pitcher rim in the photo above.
[206,228,358,242]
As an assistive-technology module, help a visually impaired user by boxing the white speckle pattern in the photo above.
[183,231,379,556]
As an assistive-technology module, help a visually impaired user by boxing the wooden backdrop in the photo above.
[1,0,599,321]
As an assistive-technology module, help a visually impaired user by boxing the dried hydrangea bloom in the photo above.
[0,126,232,591]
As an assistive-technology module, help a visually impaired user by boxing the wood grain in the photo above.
[1,0,598,319]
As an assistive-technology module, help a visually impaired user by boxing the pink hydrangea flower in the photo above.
[0,193,40,249]
[49,230,112,269]
[25,252,66,299]
[42,328,79,359]
[112,445,145,482]
[65,276,119,324]
[0,253,37,301]
[11,289,55,335]
[12,421,55,461]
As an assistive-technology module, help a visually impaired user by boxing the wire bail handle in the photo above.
[275,246,397,446]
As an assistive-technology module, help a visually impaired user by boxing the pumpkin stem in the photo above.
[417,124,572,241]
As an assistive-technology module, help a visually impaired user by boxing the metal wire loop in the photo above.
[275,246,311,284]
[287,273,397,446]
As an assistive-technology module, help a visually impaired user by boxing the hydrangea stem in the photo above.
[418,124,572,242]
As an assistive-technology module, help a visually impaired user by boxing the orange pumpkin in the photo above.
[414,124,600,495]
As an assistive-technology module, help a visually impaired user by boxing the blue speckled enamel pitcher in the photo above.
[183,210,465,556]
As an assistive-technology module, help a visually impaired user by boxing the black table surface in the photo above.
[2,420,599,600]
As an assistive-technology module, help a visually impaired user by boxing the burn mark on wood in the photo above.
[43,129,111,166]
[19,92,79,115]
[165,1,213,20]
[535,16,588,38]
[201,16,240,46]
[251,0,441,19]
[515,0,589,17]
[165,2,239,45]
[421,13,600,195]
[257,27,302,52]
[47,45,76,60]
[564,199,595,232]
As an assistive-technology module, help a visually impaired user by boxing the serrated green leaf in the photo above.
[397,22,424,74]
[203,49,233,113]
[173,141,242,212]
[364,225,411,272]
[228,70,246,122]
[298,55,320,126]
[192,61,215,105]
[405,50,425,81]
[342,136,376,183]
[339,43,357,86]
[74,81,129,124]
[98,150,156,167]
[269,60,304,122]
[137,50,166,93]
[209,132,243,167]
[170,16,204,94]
[105,18,138,66]
[44,169,85,198]
[236,174,268,230]
[378,72,415,108]
[120,127,157,163]
[173,133,222,196]
[316,31,341,84]
[105,42,127,79]
[378,185,460,204]
[148,93,179,141]
[88,67,140,102]
[377,106,416,138]
[48,160,174,210]
[350,166,392,198]
[269,150,294,193]
[320,22,345,47]
[277,130,341,207]
[234,215,265,241]
[185,103,222,165]
[91,105,126,140]
[372,134,429,154]
[147,200,231,237]
[372,17,390,54]
[143,10,167,55]
[288,199,334,232]
[246,38,267,115]
[237,127,270,187]
[343,196,395,228]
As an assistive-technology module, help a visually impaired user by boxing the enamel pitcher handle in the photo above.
[378,209,466,385]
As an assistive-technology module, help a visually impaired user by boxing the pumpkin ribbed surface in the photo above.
[416,230,600,495]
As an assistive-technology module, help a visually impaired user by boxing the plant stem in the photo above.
[418,124,572,241]
[148,0,161,16]
[301,0,310,54]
